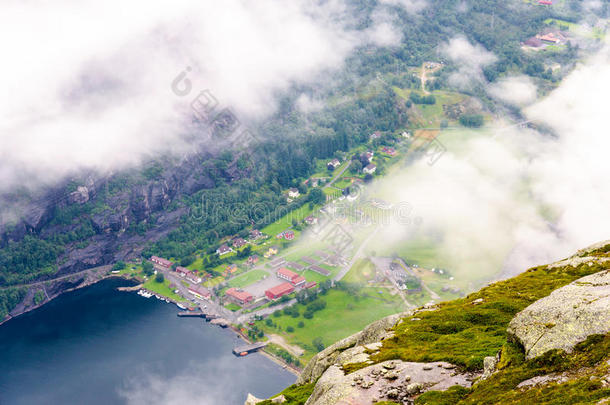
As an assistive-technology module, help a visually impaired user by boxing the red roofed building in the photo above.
[277,268,306,287]
[150,256,173,268]
[225,288,253,306]
[265,282,295,300]
[188,286,211,300]
[176,266,191,277]
[538,0,552,5]
[284,230,295,240]
[381,146,397,156]
[304,281,317,289]
[232,237,247,248]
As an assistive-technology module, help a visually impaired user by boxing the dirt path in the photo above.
[268,333,305,357]
[420,62,442,95]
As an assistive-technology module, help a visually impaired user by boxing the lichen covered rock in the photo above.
[507,270,610,359]
[304,360,477,405]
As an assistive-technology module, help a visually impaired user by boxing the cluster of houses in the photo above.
[276,230,295,240]
[150,255,213,301]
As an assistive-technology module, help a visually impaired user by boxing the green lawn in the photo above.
[343,259,376,284]
[227,269,268,288]
[262,204,316,237]
[255,288,407,361]
[225,303,241,312]
[142,277,188,303]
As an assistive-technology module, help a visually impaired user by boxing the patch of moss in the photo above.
[259,383,316,405]
[416,385,471,404]
[367,262,607,372]
[421,334,610,405]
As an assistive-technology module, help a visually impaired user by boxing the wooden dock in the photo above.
[233,342,267,356]
[177,311,205,318]
[177,311,220,321]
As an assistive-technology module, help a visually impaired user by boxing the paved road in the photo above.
[325,161,352,189]
[0,265,111,290]
[333,225,380,282]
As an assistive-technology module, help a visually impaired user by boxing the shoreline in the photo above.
[2,270,304,378]
[229,325,302,377]
[0,270,136,327]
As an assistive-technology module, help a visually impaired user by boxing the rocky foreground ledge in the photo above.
[246,240,610,404]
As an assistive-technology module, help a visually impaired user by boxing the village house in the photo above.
[288,188,300,198]
[304,216,318,225]
[232,237,247,249]
[265,282,295,300]
[381,146,397,156]
[250,229,263,240]
[225,288,253,306]
[216,244,233,256]
[150,256,173,268]
[327,158,340,169]
[401,131,412,139]
[362,151,374,163]
[188,286,211,300]
[284,230,295,240]
[369,131,381,141]
[363,163,377,174]
[538,32,564,44]
[264,246,279,258]
[304,281,317,290]
[246,255,259,266]
[277,267,306,287]
[224,263,238,276]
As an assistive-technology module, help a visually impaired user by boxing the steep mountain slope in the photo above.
[252,240,610,404]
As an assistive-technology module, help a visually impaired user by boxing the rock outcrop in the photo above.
[305,360,477,405]
[507,269,610,359]
[297,312,406,385]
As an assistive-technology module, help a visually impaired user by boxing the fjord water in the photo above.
[0,279,295,404]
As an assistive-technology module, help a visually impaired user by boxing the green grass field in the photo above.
[227,269,268,288]
[262,204,315,237]
[255,288,407,361]
[342,259,376,284]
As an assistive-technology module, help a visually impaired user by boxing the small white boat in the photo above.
[176,303,186,310]
[138,290,153,298]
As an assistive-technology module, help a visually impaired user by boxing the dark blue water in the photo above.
[0,279,295,405]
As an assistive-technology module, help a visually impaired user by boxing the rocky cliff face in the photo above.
[251,241,610,405]
[0,147,249,279]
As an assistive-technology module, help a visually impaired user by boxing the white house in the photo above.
[363,163,377,174]
[288,188,300,198]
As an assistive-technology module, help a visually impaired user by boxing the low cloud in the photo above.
[361,45,610,285]
[488,75,538,106]
[0,0,400,192]
[441,36,497,89]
